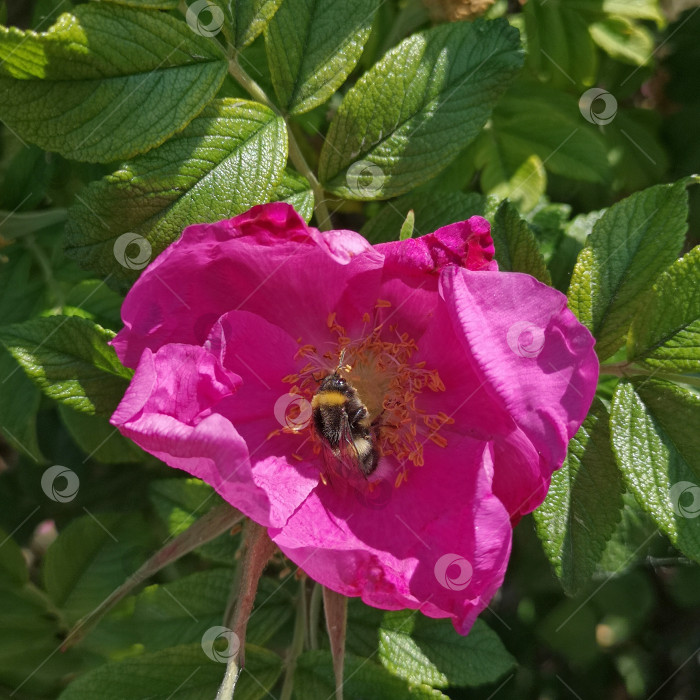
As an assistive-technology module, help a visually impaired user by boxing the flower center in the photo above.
[282,300,453,487]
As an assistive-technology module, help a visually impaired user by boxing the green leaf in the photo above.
[293,650,448,699]
[600,0,665,25]
[0,543,80,697]
[57,643,282,700]
[150,478,224,538]
[379,612,515,688]
[65,98,287,283]
[0,209,68,243]
[99,0,178,8]
[133,570,231,651]
[362,191,486,244]
[590,16,654,65]
[611,380,700,563]
[273,168,314,222]
[0,145,55,212]
[603,108,668,193]
[266,0,379,115]
[247,575,296,647]
[212,0,284,49]
[319,18,523,200]
[58,404,143,463]
[44,513,151,622]
[0,245,47,324]
[476,80,610,191]
[399,210,415,240]
[491,200,551,284]
[64,279,124,330]
[345,597,384,658]
[0,316,131,416]
[568,181,689,360]
[0,4,227,162]
[627,246,700,373]
[598,492,663,575]
[0,347,44,463]
[149,478,237,562]
[523,0,598,87]
[0,528,28,588]
[488,154,546,214]
[533,399,624,595]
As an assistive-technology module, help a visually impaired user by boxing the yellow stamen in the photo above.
[286,300,451,485]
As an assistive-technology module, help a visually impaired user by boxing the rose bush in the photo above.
[111,202,598,634]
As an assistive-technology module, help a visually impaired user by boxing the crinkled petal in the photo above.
[206,309,321,502]
[113,203,384,367]
[439,266,598,516]
[376,216,497,283]
[270,438,511,635]
[110,343,316,529]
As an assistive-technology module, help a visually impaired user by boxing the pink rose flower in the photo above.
[111,203,598,634]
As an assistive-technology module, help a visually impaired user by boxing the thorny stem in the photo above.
[216,520,277,700]
[599,362,700,389]
[279,578,308,700]
[227,56,333,231]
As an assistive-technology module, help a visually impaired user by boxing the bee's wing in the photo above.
[323,411,362,482]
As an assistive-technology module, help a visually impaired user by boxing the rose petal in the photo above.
[113,203,384,367]
[439,266,598,516]
[376,216,497,283]
[270,438,511,635]
[111,343,316,528]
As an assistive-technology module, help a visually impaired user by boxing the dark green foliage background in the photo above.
[0,1,699,699]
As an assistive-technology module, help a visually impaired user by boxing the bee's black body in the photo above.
[311,373,378,476]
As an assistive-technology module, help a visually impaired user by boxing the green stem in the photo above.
[308,582,322,650]
[599,362,700,389]
[279,579,308,700]
[227,56,333,231]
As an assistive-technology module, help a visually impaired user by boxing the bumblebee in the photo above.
[311,369,379,478]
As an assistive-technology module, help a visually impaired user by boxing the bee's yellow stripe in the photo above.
[312,391,347,407]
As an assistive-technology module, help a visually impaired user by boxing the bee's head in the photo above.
[318,372,348,393]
